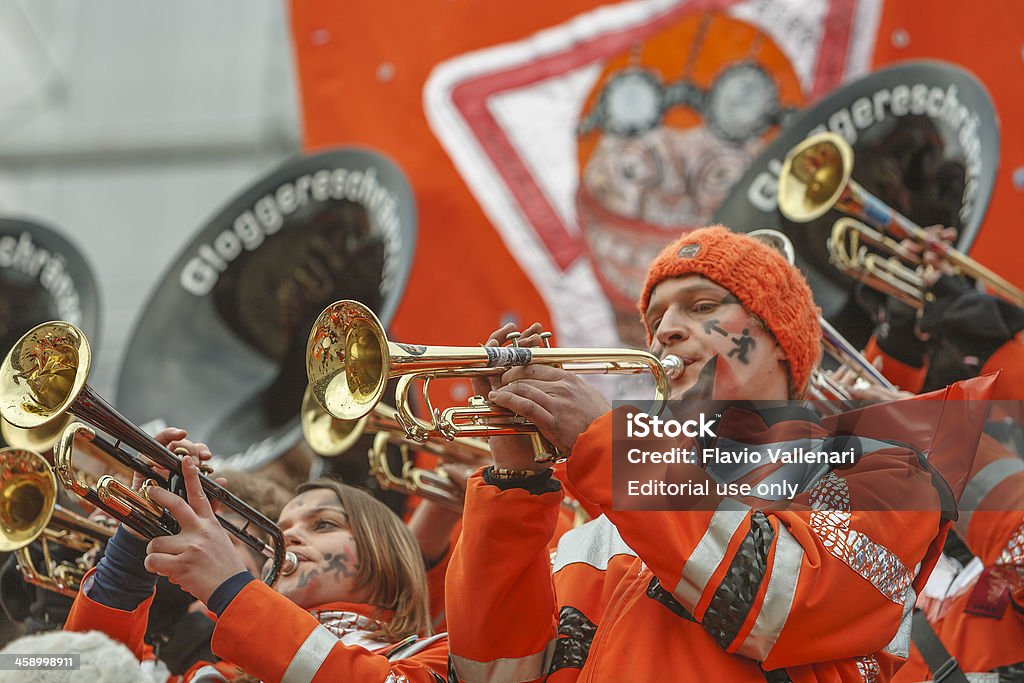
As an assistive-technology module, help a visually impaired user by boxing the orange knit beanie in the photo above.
[638,226,822,394]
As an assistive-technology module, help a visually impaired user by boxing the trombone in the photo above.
[306,300,681,445]
[0,321,297,586]
[748,229,897,407]
[828,218,929,310]
[777,131,1023,307]
[0,447,113,597]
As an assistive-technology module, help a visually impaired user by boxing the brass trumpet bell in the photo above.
[777,132,853,223]
[300,384,368,457]
[0,447,57,552]
[0,447,113,596]
[1,416,77,454]
[0,322,90,431]
[307,301,393,421]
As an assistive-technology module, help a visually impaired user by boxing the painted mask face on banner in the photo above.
[574,12,804,347]
[582,126,758,229]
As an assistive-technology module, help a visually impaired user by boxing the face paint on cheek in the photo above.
[702,318,727,336]
[296,568,317,589]
[727,328,757,364]
[678,356,719,401]
[323,552,359,579]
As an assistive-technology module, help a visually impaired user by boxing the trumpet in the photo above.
[302,384,490,463]
[306,300,680,446]
[368,432,466,512]
[302,384,488,508]
[0,321,297,586]
[748,229,897,408]
[828,218,929,310]
[367,428,594,521]
[300,383,369,457]
[0,447,113,597]
[777,131,1023,307]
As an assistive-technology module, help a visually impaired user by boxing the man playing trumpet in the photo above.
[445,225,980,682]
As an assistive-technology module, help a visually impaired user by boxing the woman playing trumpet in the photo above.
[63,430,448,682]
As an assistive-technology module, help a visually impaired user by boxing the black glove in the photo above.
[874,297,928,368]
[920,274,1024,367]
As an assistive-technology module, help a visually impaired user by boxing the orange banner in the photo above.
[290,0,1022,412]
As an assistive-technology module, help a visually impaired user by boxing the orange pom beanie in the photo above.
[638,226,822,394]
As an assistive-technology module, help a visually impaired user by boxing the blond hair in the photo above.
[296,479,431,641]
[217,469,292,522]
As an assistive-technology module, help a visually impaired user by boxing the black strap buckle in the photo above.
[932,656,966,683]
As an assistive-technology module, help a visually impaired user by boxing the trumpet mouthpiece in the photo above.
[661,355,683,380]
[281,551,299,576]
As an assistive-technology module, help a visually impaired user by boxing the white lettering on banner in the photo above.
[745,83,985,223]
[0,232,83,324]
[179,166,404,297]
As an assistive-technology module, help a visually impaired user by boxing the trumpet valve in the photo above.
[173,446,214,474]
[394,410,430,443]
[98,475,164,520]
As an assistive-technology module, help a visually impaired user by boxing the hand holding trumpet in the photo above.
[144,455,249,605]
[903,224,959,290]
[477,322,612,467]
[114,426,214,540]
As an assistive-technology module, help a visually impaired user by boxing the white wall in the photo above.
[0,0,301,398]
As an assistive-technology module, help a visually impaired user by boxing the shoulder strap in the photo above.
[911,608,969,683]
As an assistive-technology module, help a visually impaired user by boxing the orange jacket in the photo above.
[863,336,928,394]
[446,406,953,682]
[425,489,582,634]
[893,434,1024,682]
[65,569,449,683]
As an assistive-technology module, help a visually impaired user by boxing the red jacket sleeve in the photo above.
[863,336,928,393]
[212,580,448,683]
[425,527,456,632]
[567,408,948,669]
[63,568,155,663]
[445,471,563,683]
[980,332,1024,401]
